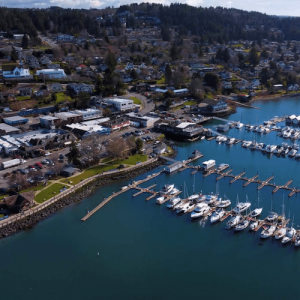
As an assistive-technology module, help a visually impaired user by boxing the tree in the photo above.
[67,141,80,164]
[248,47,259,66]
[260,49,269,59]
[21,34,29,49]
[204,73,220,90]
[107,137,128,159]
[223,48,230,63]
[170,43,181,61]
[130,69,139,80]
[172,71,185,89]
[269,60,277,70]
[260,68,270,85]
[189,78,203,96]
[165,63,172,85]
[78,92,91,108]
[136,138,143,152]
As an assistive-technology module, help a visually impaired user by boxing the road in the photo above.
[126,92,154,115]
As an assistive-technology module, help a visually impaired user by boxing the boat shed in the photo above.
[165,161,183,173]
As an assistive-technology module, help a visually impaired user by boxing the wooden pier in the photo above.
[133,184,157,197]
[272,180,293,194]
[230,171,246,184]
[216,169,232,181]
[244,175,259,187]
[257,176,274,190]
[220,210,233,222]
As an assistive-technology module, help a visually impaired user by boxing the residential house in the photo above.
[18,87,33,97]
[67,83,93,95]
[2,64,30,78]
[39,55,52,65]
[49,83,63,92]
[153,142,167,154]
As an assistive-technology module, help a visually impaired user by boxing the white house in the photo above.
[36,69,66,79]
[2,65,30,78]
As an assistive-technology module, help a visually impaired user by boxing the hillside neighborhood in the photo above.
[1,5,300,218]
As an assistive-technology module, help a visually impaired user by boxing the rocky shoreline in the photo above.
[0,159,163,239]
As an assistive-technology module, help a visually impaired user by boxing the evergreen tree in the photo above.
[165,63,172,85]
[248,47,260,66]
[21,34,29,49]
[223,48,230,63]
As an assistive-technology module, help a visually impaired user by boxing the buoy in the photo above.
[97,252,99,255]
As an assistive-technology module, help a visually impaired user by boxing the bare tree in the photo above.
[107,137,128,159]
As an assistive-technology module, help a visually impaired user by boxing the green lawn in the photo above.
[55,92,71,103]
[156,77,165,84]
[22,182,50,193]
[0,214,4,218]
[130,96,142,105]
[17,96,31,101]
[0,194,8,200]
[61,154,148,185]
[35,183,69,204]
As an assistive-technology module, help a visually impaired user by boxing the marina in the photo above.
[4,96,300,300]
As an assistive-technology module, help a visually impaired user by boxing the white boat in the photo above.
[156,196,165,204]
[257,126,264,133]
[282,227,296,244]
[188,194,199,202]
[232,195,251,214]
[288,149,297,157]
[234,218,249,231]
[167,197,181,209]
[283,131,291,139]
[260,223,277,239]
[266,211,278,222]
[249,195,263,217]
[205,194,218,205]
[226,215,242,229]
[160,184,175,195]
[226,138,236,145]
[210,208,225,223]
[216,196,231,208]
[266,145,276,153]
[294,150,300,159]
[294,235,300,247]
[176,202,192,214]
[191,203,210,218]
[236,122,244,129]
[275,227,287,240]
[242,141,252,148]
[263,127,270,134]
[216,135,224,142]
[249,220,259,231]
[216,163,229,172]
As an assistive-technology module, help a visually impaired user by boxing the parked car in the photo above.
[20,169,29,174]
[41,160,49,165]
[35,162,43,169]
[44,152,51,156]
[46,159,54,166]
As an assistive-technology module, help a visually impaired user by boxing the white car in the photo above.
[44,152,51,156]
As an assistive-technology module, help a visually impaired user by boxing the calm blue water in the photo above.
[1,97,300,300]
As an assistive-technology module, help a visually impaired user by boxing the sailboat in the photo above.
[232,194,251,214]
[266,194,278,222]
[275,198,287,240]
[188,173,199,202]
[282,216,296,244]
[249,192,263,217]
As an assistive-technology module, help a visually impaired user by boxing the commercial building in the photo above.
[66,123,111,138]
[40,116,61,129]
[126,112,160,127]
[154,121,203,141]
[165,161,183,173]
[36,69,66,79]
[102,117,130,130]
[3,116,29,126]
[55,112,82,124]
[105,98,134,112]
[0,123,21,136]
[73,109,102,121]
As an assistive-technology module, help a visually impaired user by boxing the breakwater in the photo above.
[0,158,162,239]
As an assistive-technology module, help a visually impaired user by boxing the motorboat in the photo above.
[282,227,297,244]
[170,187,180,195]
[249,220,259,231]
[176,202,194,214]
[266,145,276,153]
[257,126,264,133]
[191,203,210,219]
[232,200,251,214]
[167,197,181,209]
[236,122,244,129]
[226,215,242,229]
[274,227,287,240]
[246,125,254,131]
[205,194,218,205]
[242,141,252,148]
[216,196,231,208]
[266,211,278,222]
[250,141,257,151]
[234,218,250,231]
[260,223,277,239]
[160,184,175,195]
[283,131,291,139]
[210,208,225,223]
[288,149,297,157]
[281,148,289,157]
[156,196,165,204]
[197,192,206,203]
[255,143,264,151]
[216,163,229,172]
[226,138,236,145]
[263,127,270,134]
[249,207,263,217]
[294,235,300,247]
[188,194,199,202]
[294,150,300,159]
[216,135,224,142]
